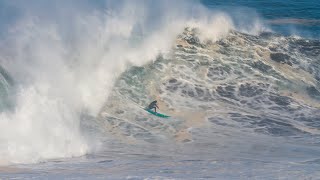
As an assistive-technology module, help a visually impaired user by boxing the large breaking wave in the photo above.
[1,0,319,166]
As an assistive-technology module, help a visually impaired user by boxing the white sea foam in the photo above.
[0,0,267,164]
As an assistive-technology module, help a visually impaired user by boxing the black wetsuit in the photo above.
[148,101,159,112]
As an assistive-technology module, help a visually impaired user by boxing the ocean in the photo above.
[1,0,320,179]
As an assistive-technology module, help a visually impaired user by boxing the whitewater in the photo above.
[1,0,320,179]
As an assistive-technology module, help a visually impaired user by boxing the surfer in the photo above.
[147,100,159,113]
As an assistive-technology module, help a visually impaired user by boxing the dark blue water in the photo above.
[202,0,320,39]
[1,0,319,39]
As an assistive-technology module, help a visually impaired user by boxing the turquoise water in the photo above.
[202,0,320,38]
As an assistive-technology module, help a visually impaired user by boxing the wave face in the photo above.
[1,1,320,178]
[89,31,320,179]
[103,29,320,142]
[90,28,320,178]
